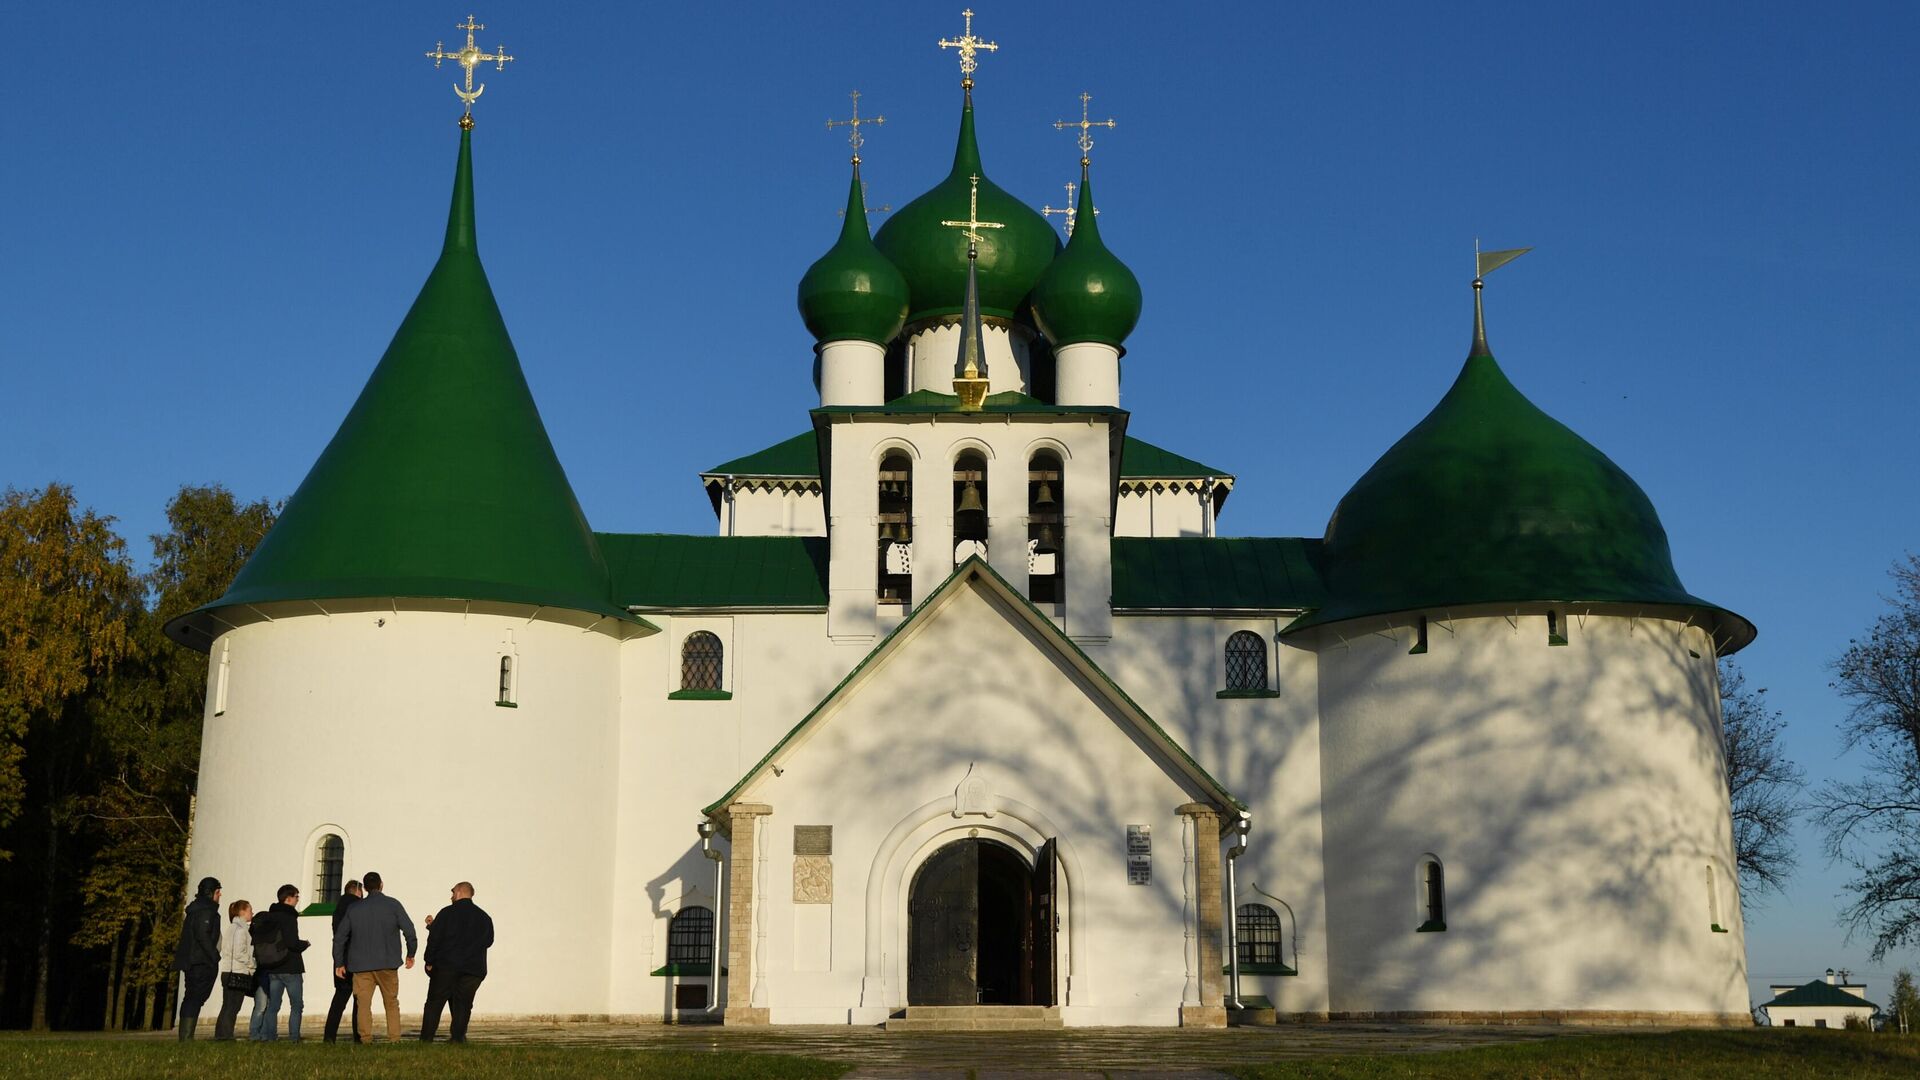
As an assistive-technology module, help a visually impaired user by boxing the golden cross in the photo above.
[1054,91,1116,162]
[1041,182,1097,238]
[426,14,515,126]
[827,90,885,164]
[940,174,1005,248]
[837,180,892,220]
[938,9,999,88]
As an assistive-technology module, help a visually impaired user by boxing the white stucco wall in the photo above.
[1311,608,1748,1019]
[715,484,826,537]
[1113,485,1213,538]
[186,601,623,1018]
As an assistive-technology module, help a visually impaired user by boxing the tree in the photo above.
[1889,969,1918,1035]
[1819,554,1920,960]
[0,485,141,1029]
[1721,659,1804,904]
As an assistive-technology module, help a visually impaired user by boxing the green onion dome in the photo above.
[797,163,911,345]
[167,130,633,648]
[1029,165,1142,348]
[872,96,1061,327]
[1287,286,1753,651]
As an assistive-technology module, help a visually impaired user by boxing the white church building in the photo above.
[168,19,1756,1029]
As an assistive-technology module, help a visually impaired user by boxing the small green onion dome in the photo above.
[1029,166,1142,348]
[797,163,910,345]
[1286,287,1753,651]
[872,96,1061,327]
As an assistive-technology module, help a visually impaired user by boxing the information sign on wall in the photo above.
[1126,824,1152,885]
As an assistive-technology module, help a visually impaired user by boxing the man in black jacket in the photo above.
[419,881,494,1043]
[251,884,311,1041]
[321,879,364,1043]
[173,876,222,1039]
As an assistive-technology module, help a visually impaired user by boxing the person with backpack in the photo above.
[211,899,256,1040]
[332,870,417,1043]
[250,884,310,1040]
[172,876,222,1039]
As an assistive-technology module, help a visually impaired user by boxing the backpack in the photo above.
[251,919,288,967]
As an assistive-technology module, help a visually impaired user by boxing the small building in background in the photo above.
[1763,970,1880,1029]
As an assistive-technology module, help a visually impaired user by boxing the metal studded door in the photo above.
[1028,838,1057,1006]
[909,840,979,1005]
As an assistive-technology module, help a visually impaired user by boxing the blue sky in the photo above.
[4,3,1917,1005]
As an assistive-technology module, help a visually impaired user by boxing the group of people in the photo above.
[172,871,495,1044]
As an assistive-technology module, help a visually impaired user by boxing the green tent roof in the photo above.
[1285,313,1752,652]
[599,534,828,610]
[1766,981,1878,1011]
[168,131,631,648]
[705,430,1227,481]
[1112,537,1325,611]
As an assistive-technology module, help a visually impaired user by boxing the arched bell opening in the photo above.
[953,450,989,563]
[1027,449,1064,604]
[878,452,913,606]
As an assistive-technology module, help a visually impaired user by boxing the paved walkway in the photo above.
[449,1020,1604,1077]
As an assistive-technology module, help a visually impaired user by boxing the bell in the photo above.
[954,480,987,541]
[1033,524,1060,556]
[1033,480,1057,509]
[956,480,984,514]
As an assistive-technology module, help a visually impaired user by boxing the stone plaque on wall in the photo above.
[1126,824,1152,885]
[793,855,833,903]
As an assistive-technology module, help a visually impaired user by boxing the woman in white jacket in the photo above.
[211,900,256,1041]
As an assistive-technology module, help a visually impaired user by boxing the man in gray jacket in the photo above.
[331,870,417,1043]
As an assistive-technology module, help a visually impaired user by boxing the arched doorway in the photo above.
[908,837,1056,1006]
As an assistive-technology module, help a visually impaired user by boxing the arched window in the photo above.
[1236,903,1282,966]
[668,906,715,967]
[953,450,989,560]
[1224,631,1268,691]
[681,632,724,692]
[1418,856,1446,931]
[1028,450,1064,603]
[878,452,913,605]
[314,833,345,905]
[497,655,515,705]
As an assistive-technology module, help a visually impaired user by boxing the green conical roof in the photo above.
[1030,163,1142,347]
[872,95,1060,327]
[168,131,630,647]
[1287,289,1752,651]
[797,162,910,345]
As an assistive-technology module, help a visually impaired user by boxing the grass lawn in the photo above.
[0,1040,849,1079]
[1230,1030,1920,1079]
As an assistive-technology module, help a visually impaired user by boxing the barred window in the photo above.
[1422,857,1446,928]
[1237,903,1282,966]
[314,834,345,905]
[681,632,724,691]
[668,906,714,966]
[1224,631,1268,691]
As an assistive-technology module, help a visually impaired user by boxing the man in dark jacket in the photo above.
[250,884,310,1041]
[332,870,417,1043]
[173,876,222,1039]
[322,879,364,1042]
[420,881,495,1042]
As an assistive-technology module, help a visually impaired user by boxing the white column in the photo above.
[986,450,1028,586]
[1064,439,1114,641]
[911,457,954,607]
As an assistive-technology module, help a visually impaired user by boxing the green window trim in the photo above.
[1710,923,1728,934]
[494,700,519,709]
[1548,634,1570,647]
[668,689,733,701]
[1216,689,1282,699]
[297,902,337,918]
[649,962,727,977]
[1416,919,1447,933]
[1224,963,1297,976]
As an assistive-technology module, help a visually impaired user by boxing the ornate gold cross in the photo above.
[940,174,1005,248]
[938,9,999,88]
[426,14,515,127]
[1055,91,1116,163]
[1042,181,1097,238]
[837,180,892,220]
[827,90,885,163]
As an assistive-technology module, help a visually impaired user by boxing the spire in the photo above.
[957,242,986,380]
[1470,277,1491,358]
[444,128,478,254]
[840,159,872,243]
[1072,158,1099,241]
[1469,245,1530,359]
[950,97,984,178]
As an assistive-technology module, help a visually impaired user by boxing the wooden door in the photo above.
[909,840,979,1005]
[1028,838,1057,1006]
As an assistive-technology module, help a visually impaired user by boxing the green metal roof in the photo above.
[1285,325,1754,653]
[1030,165,1142,348]
[705,431,1223,480]
[796,163,910,346]
[1112,537,1326,612]
[167,131,632,648]
[598,534,828,610]
[872,95,1061,327]
[1766,981,1879,1011]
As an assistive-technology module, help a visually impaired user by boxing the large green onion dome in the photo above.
[1286,285,1753,652]
[1029,165,1142,348]
[167,130,634,648]
[872,96,1061,327]
[797,162,911,345]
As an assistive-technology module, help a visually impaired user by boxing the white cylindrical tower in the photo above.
[817,339,887,406]
[1053,341,1121,407]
